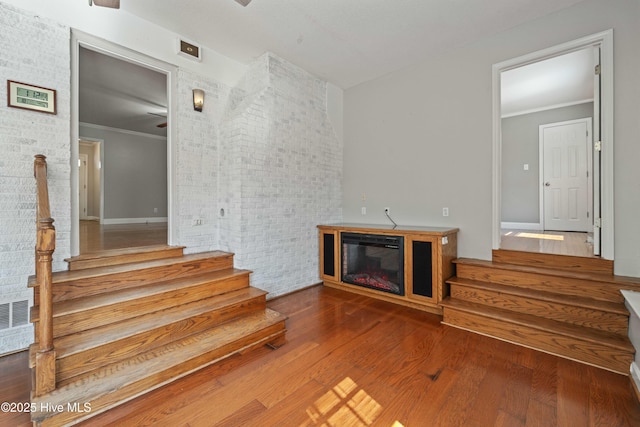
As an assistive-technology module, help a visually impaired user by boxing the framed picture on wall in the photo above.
[7,80,57,114]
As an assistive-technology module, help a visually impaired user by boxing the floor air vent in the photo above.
[0,300,29,329]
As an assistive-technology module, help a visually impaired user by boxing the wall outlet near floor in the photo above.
[361,207,367,215]
[442,207,449,217]
[384,207,390,215]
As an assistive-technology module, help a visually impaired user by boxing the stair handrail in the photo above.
[33,154,56,396]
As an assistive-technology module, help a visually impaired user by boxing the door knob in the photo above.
[545,182,551,187]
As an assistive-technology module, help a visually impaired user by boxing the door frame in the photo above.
[79,138,104,222]
[492,29,614,260]
[539,117,592,232]
[78,153,89,220]
[70,30,178,256]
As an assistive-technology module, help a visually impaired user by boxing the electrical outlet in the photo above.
[153,207,158,214]
[361,207,367,215]
[384,207,390,215]
[442,207,449,217]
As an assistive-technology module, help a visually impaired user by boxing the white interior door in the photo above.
[541,119,591,232]
[79,153,88,220]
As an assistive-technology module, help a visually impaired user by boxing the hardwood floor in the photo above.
[80,222,591,258]
[80,220,167,253]
[2,286,638,426]
[500,229,595,258]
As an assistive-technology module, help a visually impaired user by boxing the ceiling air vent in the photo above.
[178,39,202,61]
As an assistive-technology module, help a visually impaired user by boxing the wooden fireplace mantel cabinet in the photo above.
[318,223,458,315]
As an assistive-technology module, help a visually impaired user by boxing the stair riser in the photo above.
[42,255,235,303]
[456,264,623,303]
[67,247,186,271]
[442,307,632,375]
[450,286,629,335]
[56,295,267,385]
[492,249,613,275]
[34,325,286,427]
[32,273,250,341]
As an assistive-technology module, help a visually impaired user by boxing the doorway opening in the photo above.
[492,30,614,260]
[71,31,177,256]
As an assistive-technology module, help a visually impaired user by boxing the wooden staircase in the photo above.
[29,246,287,426]
[440,249,640,375]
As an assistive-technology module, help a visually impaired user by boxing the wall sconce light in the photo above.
[193,89,205,112]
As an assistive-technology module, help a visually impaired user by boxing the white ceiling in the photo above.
[79,47,168,136]
[122,0,586,89]
[80,0,594,134]
[501,48,594,117]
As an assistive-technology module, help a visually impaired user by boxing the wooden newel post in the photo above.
[33,154,57,396]
[36,222,55,351]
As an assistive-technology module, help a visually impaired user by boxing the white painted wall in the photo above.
[501,102,593,224]
[344,0,640,276]
[79,124,168,222]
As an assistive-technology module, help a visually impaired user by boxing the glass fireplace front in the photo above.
[341,232,404,295]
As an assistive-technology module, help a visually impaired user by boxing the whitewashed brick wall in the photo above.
[0,3,71,353]
[220,53,343,297]
[0,4,342,354]
[175,69,234,254]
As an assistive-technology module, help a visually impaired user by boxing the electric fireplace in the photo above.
[341,232,404,295]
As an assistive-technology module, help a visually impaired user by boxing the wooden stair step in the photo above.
[447,277,629,335]
[64,245,186,271]
[440,298,634,374]
[54,287,268,384]
[31,309,287,427]
[31,269,251,339]
[454,258,640,303]
[29,251,236,302]
[492,249,614,275]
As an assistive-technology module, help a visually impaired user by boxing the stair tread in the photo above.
[55,286,268,357]
[31,268,250,319]
[440,297,634,352]
[447,276,629,315]
[454,257,640,288]
[32,308,287,421]
[64,245,186,263]
[28,250,234,287]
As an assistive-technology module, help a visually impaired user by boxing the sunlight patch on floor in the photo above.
[305,376,396,426]
[515,232,564,241]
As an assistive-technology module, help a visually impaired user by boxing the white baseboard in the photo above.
[501,222,542,231]
[102,217,168,225]
[631,362,640,396]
